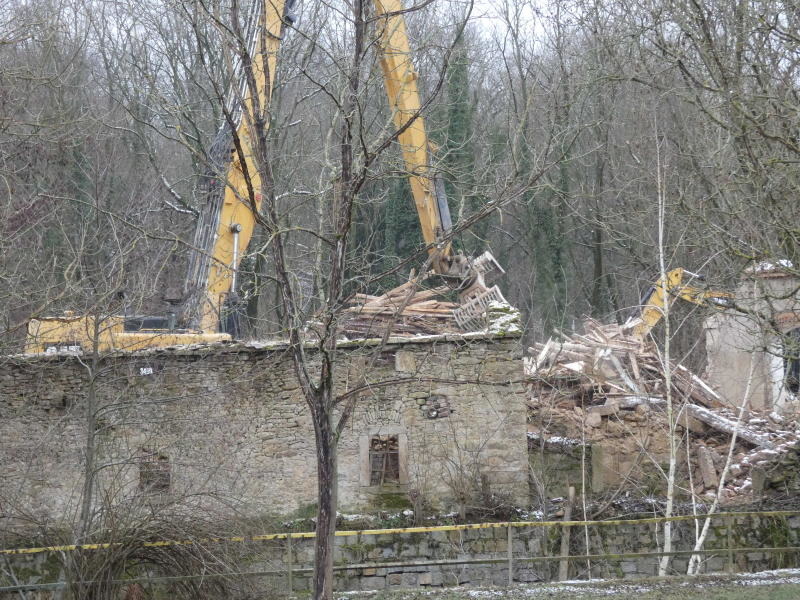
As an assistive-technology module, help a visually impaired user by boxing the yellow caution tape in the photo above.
[2,510,798,556]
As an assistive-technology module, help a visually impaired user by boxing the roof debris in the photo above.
[524,318,800,503]
[338,280,521,338]
[339,282,463,338]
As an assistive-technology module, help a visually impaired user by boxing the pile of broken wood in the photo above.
[525,317,723,411]
[525,317,800,500]
[339,281,462,338]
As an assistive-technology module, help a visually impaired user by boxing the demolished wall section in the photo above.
[524,319,800,503]
[705,267,800,413]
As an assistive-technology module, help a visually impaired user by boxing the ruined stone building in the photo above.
[3,264,798,531]
[705,263,800,413]
[525,263,800,504]
[0,333,526,524]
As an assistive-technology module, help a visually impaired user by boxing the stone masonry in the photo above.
[705,265,800,413]
[5,509,800,593]
[0,333,526,524]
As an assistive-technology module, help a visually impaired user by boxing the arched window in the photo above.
[784,328,800,395]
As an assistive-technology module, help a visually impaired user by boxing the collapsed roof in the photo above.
[525,318,800,503]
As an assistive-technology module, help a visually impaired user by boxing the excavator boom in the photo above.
[372,0,505,329]
[24,0,290,353]
[373,0,450,252]
[627,268,734,340]
[186,0,288,334]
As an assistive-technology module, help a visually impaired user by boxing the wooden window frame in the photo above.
[360,428,408,487]
[369,435,400,486]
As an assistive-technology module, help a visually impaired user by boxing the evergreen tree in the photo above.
[442,36,487,254]
[380,175,423,287]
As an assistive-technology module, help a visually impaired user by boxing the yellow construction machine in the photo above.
[624,267,733,339]
[25,0,503,354]
[372,0,505,329]
[24,0,291,354]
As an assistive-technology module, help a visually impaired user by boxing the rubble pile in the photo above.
[339,282,463,338]
[525,317,722,408]
[524,318,800,503]
[338,280,522,338]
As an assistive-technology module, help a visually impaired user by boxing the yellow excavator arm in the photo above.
[189,0,289,334]
[372,0,450,252]
[24,0,290,353]
[372,0,505,329]
[628,268,734,339]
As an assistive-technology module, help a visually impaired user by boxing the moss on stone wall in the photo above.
[0,334,527,522]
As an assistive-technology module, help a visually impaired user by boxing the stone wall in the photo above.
[705,267,800,413]
[752,440,800,496]
[7,512,797,595]
[276,513,800,591]
[527,402,678,496]
[0,333,526,524]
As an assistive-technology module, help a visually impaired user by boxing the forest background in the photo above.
[2,0,798,365]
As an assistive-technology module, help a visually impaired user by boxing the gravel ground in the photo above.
[337,569,800,600]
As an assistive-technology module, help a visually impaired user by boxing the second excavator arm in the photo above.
[373,0,451,254]
[627,267,734,339]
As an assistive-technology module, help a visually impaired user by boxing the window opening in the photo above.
[139,448,171,492]
[45,342,82,354]
[784,328,800,395]
[369,435,399,486]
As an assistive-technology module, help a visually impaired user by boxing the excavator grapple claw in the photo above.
[452,250,508,330]
[471,250,505,284]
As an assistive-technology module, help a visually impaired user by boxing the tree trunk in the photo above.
[590,225,605,317]
[655,120,676,578]
[312,403,338,600]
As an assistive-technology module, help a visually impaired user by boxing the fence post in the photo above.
[287,534,294,594]
[507,524,513,586]
[725,517,735,573]
[558,486,575,581]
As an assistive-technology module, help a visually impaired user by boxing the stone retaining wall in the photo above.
[273,513,800,591]
[4,513,799,595]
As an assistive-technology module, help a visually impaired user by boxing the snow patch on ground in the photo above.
[341,568,800,598]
